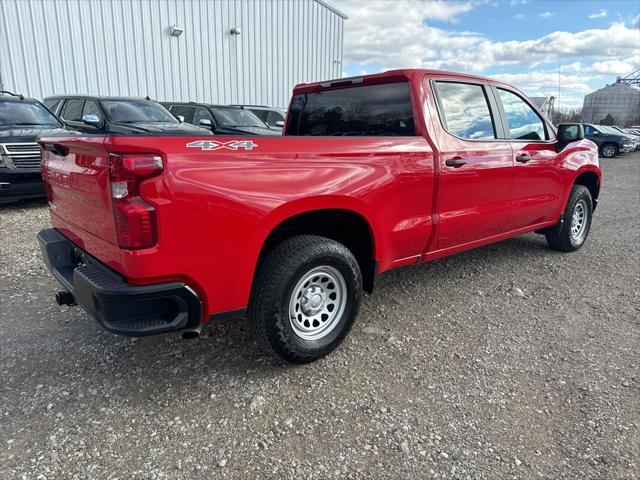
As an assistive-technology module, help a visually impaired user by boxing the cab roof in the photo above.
[0,96,38,103]
[293,68,515,95]
[164,102,245,110]
[44,95,158,102]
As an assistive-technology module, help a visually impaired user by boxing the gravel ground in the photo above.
[1,153,638,480]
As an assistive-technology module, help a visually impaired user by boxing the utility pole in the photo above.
[557,59,561,114]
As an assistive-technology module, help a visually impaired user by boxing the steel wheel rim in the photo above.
[570,199,588,244]
[288,265,347,341]
[602,145,615,157]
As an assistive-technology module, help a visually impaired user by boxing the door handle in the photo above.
[515,154,532,163]
[445,158,467,168]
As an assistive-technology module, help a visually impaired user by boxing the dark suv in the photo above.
[0,91,63,204]
[582,124,634,158]
[43,96,210,135]
[230,105,286,129]
[162,103,281,136]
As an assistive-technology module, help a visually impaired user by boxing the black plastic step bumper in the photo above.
[37,228,202,336]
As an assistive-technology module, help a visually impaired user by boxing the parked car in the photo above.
[230,105,287,129]
[611,126,640,150]
[582,124,635,158]
[162,102,281,136]
[37,69,600,363]
[0,91,64,204]
[43,95,210,135]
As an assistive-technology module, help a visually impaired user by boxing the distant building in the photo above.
[531,96,555,118]
[582,82,640,126]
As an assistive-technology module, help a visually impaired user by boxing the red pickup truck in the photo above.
[37,69,601,363]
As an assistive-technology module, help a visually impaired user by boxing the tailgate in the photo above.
[39,136,117,246]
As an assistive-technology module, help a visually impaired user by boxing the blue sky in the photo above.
[335,0,640,108]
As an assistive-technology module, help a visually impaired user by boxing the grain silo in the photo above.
[582,68,640,126]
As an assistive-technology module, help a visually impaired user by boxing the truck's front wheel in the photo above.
[249,235,362,363]
[545,184,593,252]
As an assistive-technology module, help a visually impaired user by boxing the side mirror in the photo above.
[177,115,185,123]
[556,124,584,152]
[275,120,285,127]
[592,130,599,135]
[557,124,584,142]
[199,118,213,127]
[82,114,102,127]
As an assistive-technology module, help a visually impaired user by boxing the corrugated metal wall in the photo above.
[581,83,640,126]
[0,0,345,108]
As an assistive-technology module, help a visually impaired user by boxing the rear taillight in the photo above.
[109,154,163,249]
[41,150,54,203]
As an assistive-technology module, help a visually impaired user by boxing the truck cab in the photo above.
[0,91,63,204]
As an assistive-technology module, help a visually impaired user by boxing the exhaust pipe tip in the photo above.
[182,326,202,340]
[55,290,76,306]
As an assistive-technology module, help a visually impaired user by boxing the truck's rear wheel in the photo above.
[545,185,593,252]
[249,235,362,363]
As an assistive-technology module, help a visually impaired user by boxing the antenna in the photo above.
[557,59,561,113]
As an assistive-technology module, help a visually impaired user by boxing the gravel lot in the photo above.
[1,153,638,480]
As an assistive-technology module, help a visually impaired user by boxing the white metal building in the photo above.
[0,0,346,108]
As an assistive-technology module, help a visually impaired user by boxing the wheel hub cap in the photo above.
[288,266,347,341]
[570,200,587,243]
[300,286,327,315]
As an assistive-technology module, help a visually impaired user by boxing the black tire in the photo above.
[248,235,362,363]
[545,185,593,252]
[600,143,618,158]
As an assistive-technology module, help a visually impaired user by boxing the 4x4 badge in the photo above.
[186,140,258,151]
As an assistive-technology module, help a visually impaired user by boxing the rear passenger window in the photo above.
[266,110,284,126]
[61,99,84,122]
[192,107,212,125]
[286,82,416,136]
[251,110,268,122]
[82,100,101,119]
[43,98,61,113]
[434,82,496,140]
[497,88,548,141]
[170,105,194,124]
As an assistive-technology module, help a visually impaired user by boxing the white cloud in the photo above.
[587,58,639,76]
[342,2,639,72]
[633,15,640,28]
[492,71,590,108]
[588,9,607,19]
[539,11,555,18]
[341,1,481,69]
[339,0,640,104]
[562,61,583,73]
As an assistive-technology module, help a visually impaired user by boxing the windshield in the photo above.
[101,100,177,123]
[600,125,623,135]
[211,109,266,128]
[0,101,61,127]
